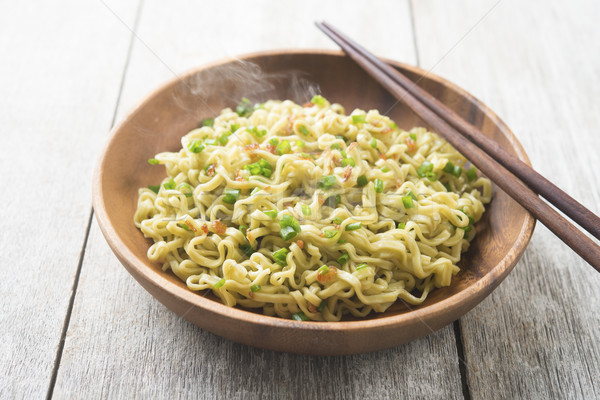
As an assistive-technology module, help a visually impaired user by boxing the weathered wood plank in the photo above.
[412,0,600,398]
[54,1,465,398]
[0,1,140,398]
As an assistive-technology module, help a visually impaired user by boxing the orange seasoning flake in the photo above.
[206,164,216,177]
[211,220,227,235]
[307,303,318,313]
[184,220,198,233]
[405,137,417,153]
[234,169,244,182]
[343,165,353,182]
[201,224,209,234]
[266,144,277,154]
[296,240,304,249]
[317,266,338,284]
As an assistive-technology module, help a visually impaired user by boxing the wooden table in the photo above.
[2,0,598,398]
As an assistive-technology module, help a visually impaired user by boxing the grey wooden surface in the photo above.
[1,0,598,399]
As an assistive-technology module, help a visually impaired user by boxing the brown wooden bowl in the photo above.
[93,50,535,355]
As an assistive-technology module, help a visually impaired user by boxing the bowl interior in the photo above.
[95,50,533,351]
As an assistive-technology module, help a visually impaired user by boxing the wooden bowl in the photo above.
[93,50,535,355]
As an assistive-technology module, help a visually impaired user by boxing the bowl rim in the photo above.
[93,48,535,335]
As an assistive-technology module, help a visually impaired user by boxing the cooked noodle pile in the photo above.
[134,96,491,321]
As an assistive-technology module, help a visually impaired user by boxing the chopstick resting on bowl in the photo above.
[316,21,600,272]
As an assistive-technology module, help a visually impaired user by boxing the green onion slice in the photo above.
[374,178,383,193]
[466,166,477,181]
[148,185,160,193]
[317,175,337,190]
[177,182,193,197]
[357,175,368,187]
[292,312,309,321]
[345,222,362,231]
[188,139,205,153]
[240,244,254,257]
[214,278,226,289]
[341,158,356,167]
[250,284,261,292]
[301,204,312,216]
[299,125,309,135]
[273,247,290,266]
[402,194,415,209]
[276,140,291,155]
[201,117,214,127]
[310,95,326,106]
[163,179,176,190]
[337,253,350,265]
[222,188,240,204]
[355,263,369,271]
[370,138,377,148]
[148,158,160,165]
[263,209,278,218]
[352,114,366,124]
[417,161,434,178]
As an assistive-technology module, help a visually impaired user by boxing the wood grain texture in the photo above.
[54,0,465,397]
[0,1,139,397]
[412,0,600,398]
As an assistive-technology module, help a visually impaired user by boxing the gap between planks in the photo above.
[44,0,146,397]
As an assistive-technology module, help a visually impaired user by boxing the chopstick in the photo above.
[316,21,600,272]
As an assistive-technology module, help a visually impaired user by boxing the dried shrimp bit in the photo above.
[316,265,338,283]
[211,219,227,235]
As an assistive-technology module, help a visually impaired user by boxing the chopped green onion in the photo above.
[317,175,337,190]
[345,222,362,231]
[280,214,301,231]
[280,226,297,241]
[325,195,341,208]
[460,208,475,224]
[370,138,377,148]
[214,278,226,289]
[163,179,176,190]
[148,158,159,165]
[148,185,160,193]
[299,125,309,135]
[402,194,415,209]
[425,172,437,182]
[246,126,267,137]
[239,225,248,235]
[311,94,326,106]
[292,312,309,321]
[398,222,406,229]
[337,253,350,265]
[250,187,260,196]
[443,182,451,192]
[407,189,418,201]
[245,159,272,178]
[276,140,291,155]
[352,114,366,124]
[335,135,347,142]
[222,188,240,204]
[240,244,254,257]
[355,263,369,271]
[442,161,463,178]
[201,117,214,127]
[230,123,240,133]
[340,150,347,159]
[381,166,390,173]
[341,158,356,167]
[206,138,218,146]
[295,140,305,148]
[323,229,338,238]
[374,178,383,193]
[390,122,398,129]
[188,140,205,153]
[180,223,191,231]
[337,239,347,244]
[236,97,254,117]
[318,265,330,274]
[417,161,434,178]
[466,166,477,181]
[443,161,456,174]
[263,209,278,218]
[357,175,368,187]
[250,284,261,292]
[301,204,312,216]
[318,301,326,312]
[273,247,290,266]
[269,138,279,146]
[330,143,341,150]
[409,133,417,141]
[177,182,193,198]
[332,217,343,225]
[280,214,301,241]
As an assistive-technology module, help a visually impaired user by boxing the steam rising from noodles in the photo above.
[134,97,491,321]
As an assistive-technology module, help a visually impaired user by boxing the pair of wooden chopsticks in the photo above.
[316,21,600,272]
